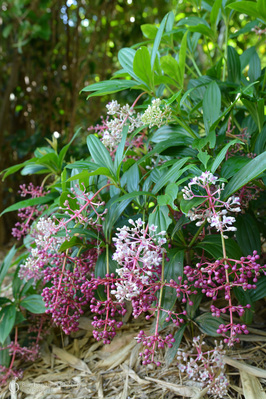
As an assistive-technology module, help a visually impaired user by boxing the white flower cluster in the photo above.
[102,100,142,150]
[141,98,172,128]
[19,217,64,283]
[177,336,228,398]
[182,172,241,236]
[111,219,166,302]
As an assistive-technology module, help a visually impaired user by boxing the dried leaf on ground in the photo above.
[223,355,266,378]
[52,345,91,373]
[144,376,202,398]
[240,370,266,399]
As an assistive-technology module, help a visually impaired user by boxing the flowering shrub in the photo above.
[1,2,266,395]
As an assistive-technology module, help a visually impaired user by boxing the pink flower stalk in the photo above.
[182,171,241,237]
[12,183,48,240]
[184,251,266,345]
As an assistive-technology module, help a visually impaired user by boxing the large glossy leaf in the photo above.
[152,158,190,194]
[221,151,266,199]
[20,294,46,314]
[0,246,16,290]
[235,214,261,256]
[95,250,118,301]
[87,135,115,176]
[158,250,184,330]
[195,313,223,337]
[203,81,221,134]
[227,1,266,22]
[165,324,187,366]
[196,235,242,259]
[211,139,242,173]
[0,192,58,216]
[227,46,241,84]
[148,205,172,233]
[133,46,153,88]
[0,305,16,344]
[151,12,172,69]
[81,79,140,98]
[118,48,141,82]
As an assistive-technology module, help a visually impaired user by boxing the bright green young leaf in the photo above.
[141,24,158,39]
[81,79,140,98]
[161,55,180,84]
[133,47,153,89]
[227,1,266,22]
[197,150,211,169]
[178,30,188,88]
[151,12,172,69]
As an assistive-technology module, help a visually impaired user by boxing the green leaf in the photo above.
[250,276,266,302]
[255,124,266,154]
[195,313,223,336]
[227,46,241,84]
[0,246,16,290]
[165,324,187,366]
[158,250,184,330]
[187,24,216,41]
[133,47,153,89]
[180,196,206,215]
[211,139,242,173]
[196,235,242,259]
[87,135,115,176]
[220,156,250,179]
[157,183,179,210]
[197,150,211,169]
[0,336,11,367]
[222,151,266,199]
[227,1,266,22]
[81,79,140,98]
[114,126,129,172]
[203,81,221,134]
[95,250,118,301]
[235,214,261,256]
[148,205,172,233]
[59,237,83,252]
[1,161,27,180]
[249,52,261,82]
[118,48,140,81]
[103,197,132,240]
[152,158,190,194]
[210,0,223,30]
[0,305,16,344]
[178,31,188,88]
[151,12,171,69]
[58,127,82,168]
[20,294,46,314]
[141,24,158,39]
[0,192,58,216]
[186,292,204,319]
[161,55,180,84]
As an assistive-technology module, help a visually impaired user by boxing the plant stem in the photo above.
[222,20,229,82]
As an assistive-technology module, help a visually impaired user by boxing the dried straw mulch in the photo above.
[1,314,266,400]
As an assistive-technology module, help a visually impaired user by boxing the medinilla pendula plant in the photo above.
[1,1,266,396]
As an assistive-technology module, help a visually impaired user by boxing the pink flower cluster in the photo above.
[182,171,241,237]
[177,336,228,398]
